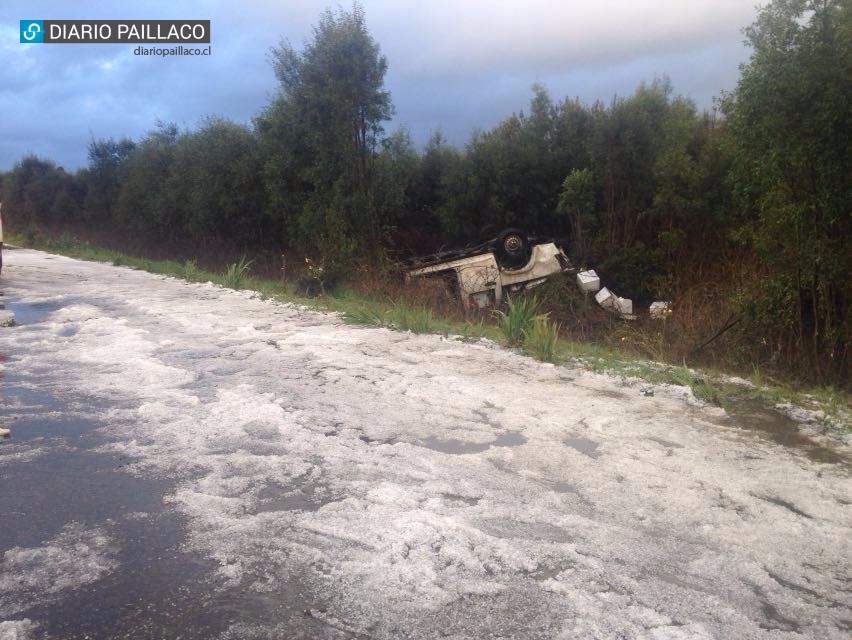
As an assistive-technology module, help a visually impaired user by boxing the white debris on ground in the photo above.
[0,310,14,326]
[577,268,669,320]
[593,286,634,319]
[0,248,850,639]
[649,301,671,319]
[0,620,36,640]
[0,441,44,464]
[777,402,851,442]
[0,523,117,619]
[575,269,600,292]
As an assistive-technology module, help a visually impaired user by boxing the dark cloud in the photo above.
[1,1,757,170]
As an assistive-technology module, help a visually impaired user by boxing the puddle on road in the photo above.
[2,298,67,325]
[477,518,574,543]
[754,494,814,519]
[421,430,527,454]
[647,436,684,449]
[358,433,397,446]
[563,434,601,459]
[551,481,581,494]
[527,560,576,582]
[0,435,232,639]
[750,584,803,633]
[441,492,480,506]
[0,376,325,638]
[255,483,336,513]
[493,431,526,447]
[721,398,845,464]
[594,388,628,400]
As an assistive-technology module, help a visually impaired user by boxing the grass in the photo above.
[387,302,434,333]
[459,318,492,342]
[523,317,561,362]
[690,377,722,405]
[494,295,541,346]
[222,256,253,290]
[341,299,435,334]
[7,230,849,431]
[341,299,387,326]
[809,386,844,418]
[182,259,203,281]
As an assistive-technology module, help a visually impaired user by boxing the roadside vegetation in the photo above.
[8,229,849,432]
[1,1,848,391]
[221,255,253,290]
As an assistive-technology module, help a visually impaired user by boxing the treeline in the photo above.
[1,1,848,383]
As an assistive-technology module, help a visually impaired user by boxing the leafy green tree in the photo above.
[81,137,136,221]
[167,117,270,248]
[557,168,596,260]
[2,156,83,228]
[435,131,490,240]
[590,78,671,250]
[721,0,850,379]
[372,128,418,256]
[437,86,591,241]
[114,121,180,238]
[259,3,393,271]
[254,84,311,250]
[403,131,459,240]
[647,103,733,274]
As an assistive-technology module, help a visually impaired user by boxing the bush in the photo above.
[222,256,253,289]
[342,301,385,326]
[523,317,561,362]
[495,295,540,346]
[46,233,76,251]
[21,224,44,246]
[182,259,203,281]
[388,302,434,333]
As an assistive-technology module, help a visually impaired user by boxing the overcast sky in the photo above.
[1,1,759,171]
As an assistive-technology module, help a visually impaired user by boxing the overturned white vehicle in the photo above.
[406,229,574,307]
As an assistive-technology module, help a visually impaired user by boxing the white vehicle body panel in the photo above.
[407,242,571,307]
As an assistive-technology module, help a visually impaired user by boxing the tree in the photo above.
[557,168,596,260]
[168,117,270,248]
[82,137,136,221]
[436,86,593,241]
[590,78,671,250]
[2,156,83,228]
[373,128,418,246]
[401,131,460,250]
[114,121,180,238]
[721,0,850,380]
[260,3,393,271]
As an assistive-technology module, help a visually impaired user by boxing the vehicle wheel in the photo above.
[496,228,530,269]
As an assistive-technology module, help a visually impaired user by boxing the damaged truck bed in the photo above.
[406,229,670,319]
[406,229,574,307]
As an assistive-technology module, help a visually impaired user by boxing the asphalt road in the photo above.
[1,247,850,640]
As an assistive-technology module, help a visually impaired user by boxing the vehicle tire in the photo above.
[496,228,530,269]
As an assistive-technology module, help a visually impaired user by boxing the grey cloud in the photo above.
[1,0,756,170]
